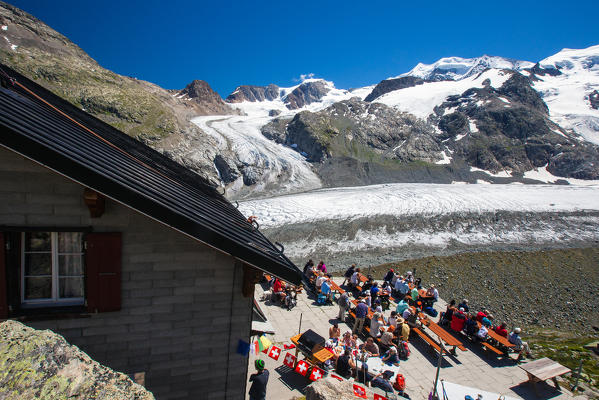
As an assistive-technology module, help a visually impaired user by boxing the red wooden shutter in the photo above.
[86,232,122,312]
[0,233,7,319]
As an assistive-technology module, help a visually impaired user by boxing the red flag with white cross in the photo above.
[374,394,388,400]
[267,345,281,361]
[283,352,296,368]
[353,384,367,398]
[295,360,310,376]
[309,366,324,381]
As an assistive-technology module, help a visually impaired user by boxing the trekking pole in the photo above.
[298,313,303,335]
[571,359,583,392]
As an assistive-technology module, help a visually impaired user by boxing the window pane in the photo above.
[24,253,52,276]
[24,232,51,251]
[58,255,83,276]
[58,232,82,253]
[59,277,83,298]
[24,277,52,299]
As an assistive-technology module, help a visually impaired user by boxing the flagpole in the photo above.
[431,336,445,400]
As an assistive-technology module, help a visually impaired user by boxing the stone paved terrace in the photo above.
[247,277,587,400]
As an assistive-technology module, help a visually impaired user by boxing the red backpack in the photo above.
[393,373,406,391]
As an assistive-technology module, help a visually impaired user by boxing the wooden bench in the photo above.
[482,341,504,355]
[412,327,443,353]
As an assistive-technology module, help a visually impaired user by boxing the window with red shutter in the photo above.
[85,233,122,313]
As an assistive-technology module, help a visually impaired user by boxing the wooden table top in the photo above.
[519,357,571,381]
[477,322,515,347]
[420,315,462,347]
[290,333,335,363]
[329,281,343,291]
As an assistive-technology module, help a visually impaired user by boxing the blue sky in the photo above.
[8,0,599,97]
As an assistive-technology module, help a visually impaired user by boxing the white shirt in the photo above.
[316,276,326,288]
[351,272,359,285]
[388,316,398,328]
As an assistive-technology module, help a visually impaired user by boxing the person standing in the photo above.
[338,291,350,322]
[248,359,269,400]
[353,299,368,334]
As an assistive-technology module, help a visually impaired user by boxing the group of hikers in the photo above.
[251,261,535,400]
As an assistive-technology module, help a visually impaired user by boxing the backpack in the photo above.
[338,294,349,308]
[393,373,406,391]
[424,306,438,317]
[398,341,410,359]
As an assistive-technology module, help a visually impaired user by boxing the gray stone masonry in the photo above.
[0,147,253,399]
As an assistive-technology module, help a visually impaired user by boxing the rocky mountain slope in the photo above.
[2,1,599,198]
[0,1,232,185]
[0,320,154,399]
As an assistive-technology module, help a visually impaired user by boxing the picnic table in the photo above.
[477,321,515,350]
[290,333,335,365]
[329,280,345,300]
[518,357,571,394]
[355,356,402,380]
[419,314,466,355]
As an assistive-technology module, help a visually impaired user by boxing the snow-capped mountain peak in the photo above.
[400,55,534,81]
[539,44,599,72]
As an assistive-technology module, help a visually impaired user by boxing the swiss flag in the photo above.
[353,384,367,398]
[268,345,281,361]
[374,394,388,400]
[309,366,324,381]
[283,352,296,368]
[295,360,310,376]
[284,343,296,349]
[331,374,344,381]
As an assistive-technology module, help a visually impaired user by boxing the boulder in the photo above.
[0,320,154,400]
[305,377,384,400]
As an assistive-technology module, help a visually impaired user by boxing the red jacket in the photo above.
[494,326,508,337]
[450,311,466,332]
[476,311,487,323]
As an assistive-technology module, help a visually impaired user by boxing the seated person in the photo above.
[387,311,399,328]
[364,292,372,308]
[350,268,361,288]
[273,278,287,303]
[426,285,438,302]
[320,277,332,301]
[394,276,409,297]
[329,323,341,343]
[370,312,383,337]
[341,331,353,348]
[450,308,467,332]
[440,299,456,326]
[315,272,327,291]
[458,299,469,312]
[476,324,489,341]
[476,309,488,323]
[370,282,380,301]
[410,287,419,305]
[371,370,395,393]
[464,314,478,337]
[493,322,508,337]
[509,328,533,361]
[481,314,493,328]
[342,264,356,286]
[335,348,355,379]
[303,259,314,277]
[316,260,327,274]
[398,318,410,342]
[361,337,380,357]
[380,327,395,347]
[284,287,296,310]
[395,297,410,315]
[372,299,383,314]
[382,346,400,366]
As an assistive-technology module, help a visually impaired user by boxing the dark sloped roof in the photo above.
[0,64,301,285]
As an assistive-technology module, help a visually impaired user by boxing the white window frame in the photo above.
[21,232,84,308]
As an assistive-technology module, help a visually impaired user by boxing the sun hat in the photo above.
[514,327,521,333]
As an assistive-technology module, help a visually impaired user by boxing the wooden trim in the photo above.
[242,263,262,298]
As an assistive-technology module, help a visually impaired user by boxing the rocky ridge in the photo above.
[225,84,280,103]
[0,320,154,400]
[172,80,241,116]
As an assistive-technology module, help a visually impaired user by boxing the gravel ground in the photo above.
[340,247,599,335]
